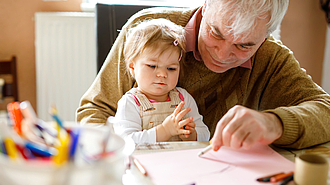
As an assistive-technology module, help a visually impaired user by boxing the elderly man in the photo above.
[77,0,330,150]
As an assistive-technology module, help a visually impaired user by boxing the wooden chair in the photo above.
[0,56,18,101]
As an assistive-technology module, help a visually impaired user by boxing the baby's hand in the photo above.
[162,101,191,137]
[180,120,197,141]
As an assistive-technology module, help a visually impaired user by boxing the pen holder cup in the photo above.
[294,154,329,185]
[0,125,135,185]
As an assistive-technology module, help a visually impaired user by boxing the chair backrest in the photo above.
[96,3,155,73]
[0,56,18,102]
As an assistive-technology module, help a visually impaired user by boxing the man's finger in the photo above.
[211,106,241,150]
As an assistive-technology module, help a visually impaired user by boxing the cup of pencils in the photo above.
[0,101,134,185]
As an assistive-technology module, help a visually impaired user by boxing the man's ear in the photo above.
[128,62,135,76]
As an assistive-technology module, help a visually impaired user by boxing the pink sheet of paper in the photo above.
[134,143,294,185]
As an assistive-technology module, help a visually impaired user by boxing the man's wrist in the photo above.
[267,113,283,140]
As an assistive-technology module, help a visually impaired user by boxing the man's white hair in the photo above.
[206,0,289,39]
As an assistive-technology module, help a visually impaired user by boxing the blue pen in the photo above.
[69,127,81,161]
[25,142,57,157]
[51,115,64,128]
[1,141,7,155]
[49,106,64,129]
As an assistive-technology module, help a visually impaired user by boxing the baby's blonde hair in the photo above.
[124,18,185,76]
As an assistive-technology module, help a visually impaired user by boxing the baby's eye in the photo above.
[167,67,177,71]
[147,64,156,68]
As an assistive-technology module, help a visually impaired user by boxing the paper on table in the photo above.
[134,143,294,185]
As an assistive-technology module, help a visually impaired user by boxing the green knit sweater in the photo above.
[77,6,330,149]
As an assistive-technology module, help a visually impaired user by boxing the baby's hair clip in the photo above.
[173,39,179,46]
[178,50,183,62]
[173,39,182,61]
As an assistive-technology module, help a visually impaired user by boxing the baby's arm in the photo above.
[156,101,192,142]
[178,87,210,141]
[180,120,197,141]
[113,95,158,143]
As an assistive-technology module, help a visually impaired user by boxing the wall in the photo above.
[0,0,82,111]
[281,0,327,85]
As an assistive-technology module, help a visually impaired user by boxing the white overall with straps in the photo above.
[129,88,184,141]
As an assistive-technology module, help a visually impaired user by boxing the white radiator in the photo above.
[35,12,96,122]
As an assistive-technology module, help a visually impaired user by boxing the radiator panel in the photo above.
[35,12,96,121]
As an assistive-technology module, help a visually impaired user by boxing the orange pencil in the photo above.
[270,171,294,183]
[256,172,284,182]
[7,102,23,135]
[133,157,148,176]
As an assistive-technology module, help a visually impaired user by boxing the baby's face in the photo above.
[129,47,180,102]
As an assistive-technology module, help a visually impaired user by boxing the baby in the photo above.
[112,18,210,143]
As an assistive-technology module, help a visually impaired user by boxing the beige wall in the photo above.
[0,0,81,111]
[281,0,327,85]
[0,0,328,112]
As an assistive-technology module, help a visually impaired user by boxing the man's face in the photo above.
[198,3,269,73]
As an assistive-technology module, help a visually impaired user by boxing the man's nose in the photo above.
[214,40,234,61]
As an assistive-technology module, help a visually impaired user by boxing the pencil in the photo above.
[133,157,147,176]
[270,171,294,183]
[280,174,294,185]
[198,145,213,157]
[256,172,284,182]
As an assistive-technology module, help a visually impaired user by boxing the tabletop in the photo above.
[124,141,330,185]
[1,111,330,184]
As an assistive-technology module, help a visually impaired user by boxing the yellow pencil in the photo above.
[4,137,18,160]
[53,129,70,165]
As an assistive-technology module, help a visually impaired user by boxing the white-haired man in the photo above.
[77,0,330,150]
